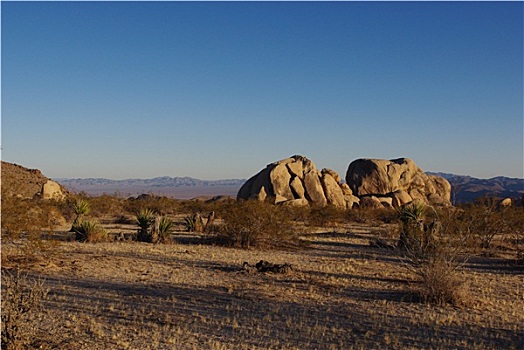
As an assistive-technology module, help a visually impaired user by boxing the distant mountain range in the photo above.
[54,177,246,199]
[56,173,524,203]
[427,172,524,204]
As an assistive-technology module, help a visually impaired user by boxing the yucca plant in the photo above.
[184,213,204,233]
[157,216,174,243]
[72,219,107,243]
[397,202,428,252]
[136,208,157,243]
[70,198,91,231]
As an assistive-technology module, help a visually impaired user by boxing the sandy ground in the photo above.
[3,223,523,349]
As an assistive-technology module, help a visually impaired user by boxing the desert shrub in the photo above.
[124,195,180,216]
[87,194,125,219]
[397,204,469,306]
[344,207,397,225]
[216,200,298,249]
[1,197,63,267]
[1,269,49,350]
[307,205,347,228]
[456,199,516,253]
[508,207,524,263]
[72,219,108,243]
[416,257,469,306]
[2,197,63,237]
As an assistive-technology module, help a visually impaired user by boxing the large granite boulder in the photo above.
[238,155,355,208]
[41,180,66,200]
[346,158,451,206]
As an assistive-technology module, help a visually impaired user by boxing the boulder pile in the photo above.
[237,155,359,208]
[238,156,452,208]
[346,158,451,207]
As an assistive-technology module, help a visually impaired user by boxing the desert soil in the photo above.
[3,222,523,350]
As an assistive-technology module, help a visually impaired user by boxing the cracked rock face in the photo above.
[345,158,451,207]
[237,155,358,208]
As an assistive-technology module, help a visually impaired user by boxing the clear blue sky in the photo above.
[2,1,523,180]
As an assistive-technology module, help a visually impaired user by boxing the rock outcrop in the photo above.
[238,155,359,208]
[345,158,451,207]
[41,180,66,200]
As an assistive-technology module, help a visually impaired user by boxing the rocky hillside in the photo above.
[1,161,68,200]
[428,172,524,204]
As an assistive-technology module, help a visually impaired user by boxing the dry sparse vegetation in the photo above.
[1,192,523,349]
[1,269,49,350]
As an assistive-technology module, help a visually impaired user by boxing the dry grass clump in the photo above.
[214,200,298,249]
[416,257,470,306]
[1,269,49,350]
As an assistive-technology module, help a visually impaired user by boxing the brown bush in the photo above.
[215,200,298,249]
[457,199,512,252]
[1,197,63,267]
[307,205,347,228]
[123,195,180,216]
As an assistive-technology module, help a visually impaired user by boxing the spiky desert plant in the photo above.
[136,208,156,242]
[72,219,107,243]
[157,216,174,243]
[72,198,90,223]
[397,202,428,251]
[184,213,204,233]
